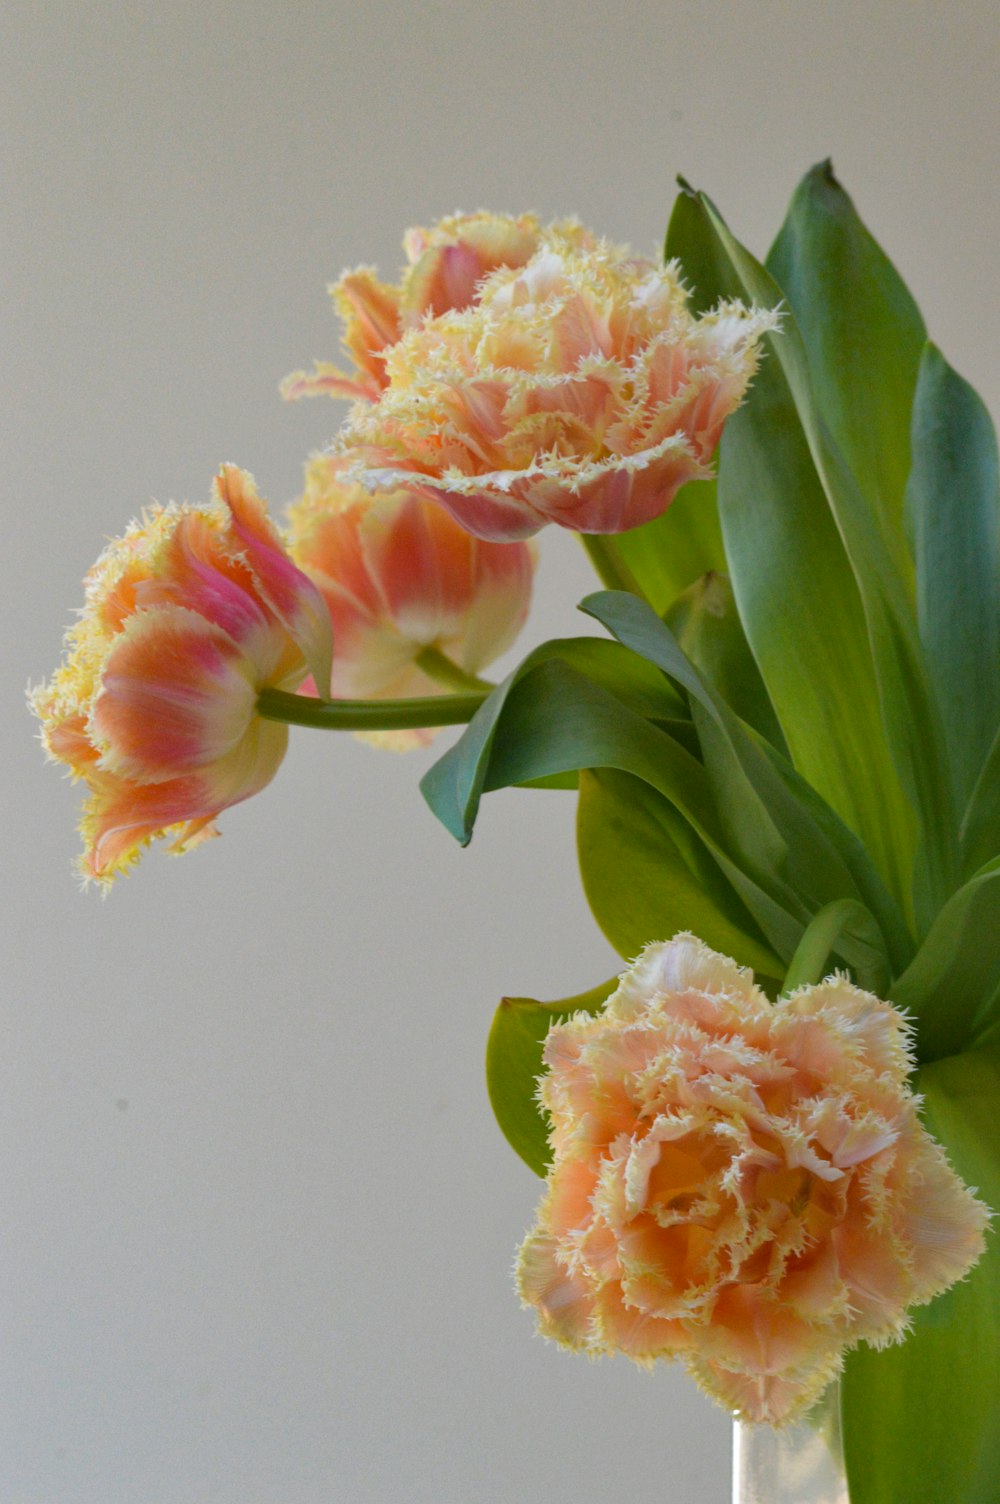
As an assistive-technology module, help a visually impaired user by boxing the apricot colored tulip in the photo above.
[517,935,989,1424]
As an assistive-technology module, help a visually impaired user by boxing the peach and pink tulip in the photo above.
[282,210,546,404]
[32,466,332,885]
[327,221,777,539]
[288,453,535,748]
[517,934,990,1424]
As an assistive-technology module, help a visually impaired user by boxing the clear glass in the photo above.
[733,1379,848,1504]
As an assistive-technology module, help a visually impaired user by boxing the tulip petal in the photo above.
[215,465,334,699]
[90,605,257,783]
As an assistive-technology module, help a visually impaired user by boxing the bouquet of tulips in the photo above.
[34,164,999,1502]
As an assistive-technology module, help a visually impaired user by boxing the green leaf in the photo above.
[757,740,914,978]
[514,771,579,791]
[580,590,907,982]
[962,725,1000,875]
[667,188,913,911]
[907,344,1000,813]
[612,478,726,614]
[665,179,738,316]
[663,570,786,751]
[425,654,803,961]
[668,180,956,925]
[420,636,683,844]
[889,858,1000,1060]
[486,978,615,1175]
[576,767,783,979]
[842,1041,1000,1503]
[767,160,925,572]
[782,898,891,997]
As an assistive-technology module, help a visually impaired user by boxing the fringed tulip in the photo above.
[282,211,546,404]
[328,222,777,539]
[288,454,535,748]
[32,466,332,886]
[517,934,990,1425]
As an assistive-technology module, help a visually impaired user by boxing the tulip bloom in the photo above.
[288,454,535,748]
[32,466,332,885]
[327,222,776,540]
[517,934,989,1424]
[282,210,546,404]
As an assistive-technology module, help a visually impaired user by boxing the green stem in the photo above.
[414,646,495,694]
[580,534,650,601]
[257,686,488,732]
[782,898,875,995]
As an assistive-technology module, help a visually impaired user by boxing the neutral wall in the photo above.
[4,3,998,1501]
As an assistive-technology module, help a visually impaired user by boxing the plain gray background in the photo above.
[5,3,999,1501]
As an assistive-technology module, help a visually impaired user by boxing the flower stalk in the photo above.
[580,535,651,602]
[256,685,489,732]
[414,646,495,694]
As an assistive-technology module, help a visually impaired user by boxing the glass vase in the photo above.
[733,1378,849,1503]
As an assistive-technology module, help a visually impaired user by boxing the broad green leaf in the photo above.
[758,740,914,978]
[612,478,726,614]
[528,638,687,721]
[767,161,925,572]
[782,898,891,998]
[581,590,906,982]
[486,978,615,1176]
[482,662,808,962]
[715,186,958,922]
[962,724,1000,875]
[890,858,1000,1061]
[667,186,918,913]
[973,1008,1000,1056]
[515,772,579,791]
[420,636,683,844]
[665,178,739,317]
[576,767,783,978]
[907,344,1000,813]
[843,1042,1000,1503]
[663,570,786,751]
[425,654,803,960]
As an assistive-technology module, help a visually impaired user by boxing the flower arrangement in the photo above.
[33,165,1000,1501]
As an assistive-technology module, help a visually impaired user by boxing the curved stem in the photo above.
[580,534,650,602]
[414,646,495,694]
[257,686,488,732]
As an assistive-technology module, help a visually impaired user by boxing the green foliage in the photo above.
[417,167,1000,1504]
[890,857,1000,1060]
[420,636,683,844]
[962,727,1000,877]
[907,345,1000,816]
[668,176,958,928]
[782,898,891,997]
[425,652,807,959]
[486,978,615,1176]
[663,569,785,751]
[576,767,783,979]
[612,478,726,615]
[581,590,906,983]
[767,161,926,574]
[842,1041,1000,1504]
